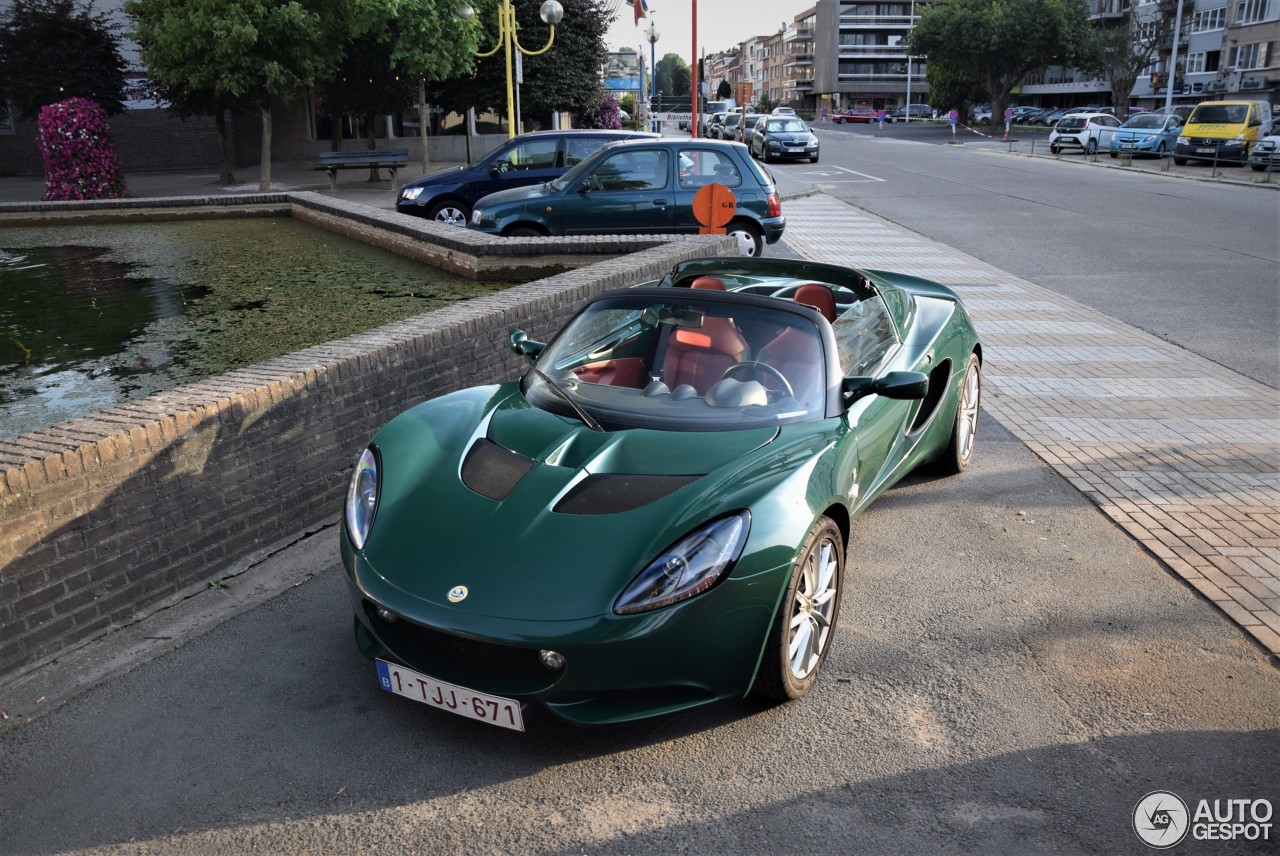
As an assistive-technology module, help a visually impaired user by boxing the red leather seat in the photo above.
[662,277,749,394]
[754,285,835,403]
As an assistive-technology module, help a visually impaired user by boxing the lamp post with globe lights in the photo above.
[458,0,564,139]
[645,19,660,133]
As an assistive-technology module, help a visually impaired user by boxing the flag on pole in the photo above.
[628,0,650,25]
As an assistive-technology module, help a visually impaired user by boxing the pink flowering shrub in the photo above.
[36,98,128,201]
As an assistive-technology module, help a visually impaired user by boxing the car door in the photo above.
[556,147,676,235]
[467,135,564,205]
[671,147,755,235]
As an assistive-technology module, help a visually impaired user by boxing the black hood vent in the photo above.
[461,438,535,501]
[554,474,701,515]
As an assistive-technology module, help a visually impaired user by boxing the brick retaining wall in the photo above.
[0,204,733,685]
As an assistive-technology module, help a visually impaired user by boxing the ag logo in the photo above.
[1134,791,1189,848]
[447,585,469,603]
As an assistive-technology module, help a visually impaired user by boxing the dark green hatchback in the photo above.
[467,138,785,257]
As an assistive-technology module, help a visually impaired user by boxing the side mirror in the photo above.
[508,328,546,361]
[577,180,591,194]
[842,371,929,403]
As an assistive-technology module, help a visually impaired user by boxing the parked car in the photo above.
[1151,104,1195,122]
[469,138,785,257]
[1034,108,1076,126]
[1048,112,1121,154]
[341,256,983,728]
[734,113,766,143]
[972,105,993,122]
[1248,134,1280,171]
[720,111,757,140]
[888,104,933,122]
[1108,112,1183,158]
[750,116,819,163]
[832,107,878,124]
[706,111,730,138]
[771,106,797,115]
[1174,99,1274,166]
[396,129,656,226]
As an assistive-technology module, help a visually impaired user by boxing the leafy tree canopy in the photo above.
[0,0,128,119]
[908,0,1095,122]
[656,52,690,97]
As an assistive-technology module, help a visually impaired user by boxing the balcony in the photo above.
[1088,0,1127,19]
[838,14,914,27]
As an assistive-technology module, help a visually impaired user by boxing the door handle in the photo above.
[651,199,668,206]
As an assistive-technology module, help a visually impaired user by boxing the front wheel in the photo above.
[936,354,981,475]
[1050,143,1060,154]
[810,155,820,163]
[428,200,470,227]
[1174,156,1188,165]
[727,220,764,257]
[505,225,548,238]
[1085,139,1098,155]
[753,517,844,702]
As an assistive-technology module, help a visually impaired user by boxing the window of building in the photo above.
[1235,0,1276,24]
[1191,6,1227,31]
[1230,41,1272,69]
[0,101,14,136]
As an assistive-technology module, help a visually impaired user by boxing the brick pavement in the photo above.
[778,192,1280,659]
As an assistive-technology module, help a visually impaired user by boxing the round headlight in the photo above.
[345,447,380,550]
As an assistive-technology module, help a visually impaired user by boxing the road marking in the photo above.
[798,164,885,183]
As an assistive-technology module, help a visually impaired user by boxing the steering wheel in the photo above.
[721,362,793,399]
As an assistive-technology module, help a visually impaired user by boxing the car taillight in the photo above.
[767,192,781,218]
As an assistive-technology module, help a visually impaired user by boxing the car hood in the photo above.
[766,132,814,144]
[474,182,551,210]
[404,164,468,189]
[358,383,818,623]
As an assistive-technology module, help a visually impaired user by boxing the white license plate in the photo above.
[1196,147,1215,153]
[376,659,525,731]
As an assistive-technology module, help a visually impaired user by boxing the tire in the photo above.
[810,156,819,163]
[936,353,981,475]
[1156,141,1167,155]
[1252,163,1266,172]
[505,225,547,238]
[1110,151,1118,158]
[1050,143,1059,154]
[726,220,764,257]
[836,117,846,125]
[753,517,844,702]
[1085,139,1097,155]
[1174,156,1188,165]
[428,200,470,228]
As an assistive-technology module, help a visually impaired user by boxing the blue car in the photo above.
[468,139,785,257]
[1109,113,1183,158]
[396,130,656,226]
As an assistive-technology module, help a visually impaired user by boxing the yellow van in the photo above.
[1174,100,1275,165]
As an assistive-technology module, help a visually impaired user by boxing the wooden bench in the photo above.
[315,148,410,192]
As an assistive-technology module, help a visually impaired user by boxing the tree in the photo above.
[317,33,417,179]
[717,80,732,100]
[907,0,1096,130]
[0,0,127,120]
[1091,0,1189,118]
[127,0,349,191]
[428,0,611,130]
[655,52,690,97]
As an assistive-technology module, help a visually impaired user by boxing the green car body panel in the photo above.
[342,258,981,726]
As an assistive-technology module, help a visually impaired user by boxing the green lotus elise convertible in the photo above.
[342,257,982,729]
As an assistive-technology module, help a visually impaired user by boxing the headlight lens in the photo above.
[1177,135,1189,144]
[345,447,380,549]
[401,186,423,200]
[471,209,484,224]
[614,511,750,614]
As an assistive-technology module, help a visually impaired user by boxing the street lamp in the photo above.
[458,0,564,139]
[645,19,660,133]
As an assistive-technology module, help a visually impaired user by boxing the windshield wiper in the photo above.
[529,367,604,432]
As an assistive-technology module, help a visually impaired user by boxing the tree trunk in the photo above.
[258,102,273,193]
[419,80,430,173]
[330,112,342,152]
[216,109,236,185]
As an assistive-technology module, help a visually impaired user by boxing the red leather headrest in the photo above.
[794,284,836,322]
[690,276,727,291]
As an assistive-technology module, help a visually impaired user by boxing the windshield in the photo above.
[1122,114,1165,129]
[766,119,809,133]
[550,145,611,191]
[1190,104,1248,124]
[526,292,840,431]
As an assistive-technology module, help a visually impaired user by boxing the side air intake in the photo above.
[461,439,534,500]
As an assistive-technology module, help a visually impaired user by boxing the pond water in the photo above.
[0,217,512,438]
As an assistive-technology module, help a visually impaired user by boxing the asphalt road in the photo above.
[1,136,1277,855]
[792,121,1280,385]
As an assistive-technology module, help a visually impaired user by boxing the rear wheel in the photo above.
[727,220,764,257]
[937,354,981,475]
[1085,139,1098,155]
[753,517,844,702]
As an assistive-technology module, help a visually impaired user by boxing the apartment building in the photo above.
[809,0,928,112]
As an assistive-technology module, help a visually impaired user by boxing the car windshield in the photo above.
[767,119,808,133]
[524,278,899,431]
[1122,114,1165,129]
[1190,104,1248,124]
[549,145,612,191]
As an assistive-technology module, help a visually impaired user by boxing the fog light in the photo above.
[375,605,397,623]
[539,649,565,670]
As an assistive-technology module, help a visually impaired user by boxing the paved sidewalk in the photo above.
[779,192,1280,659]
[3,159,1277,660]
